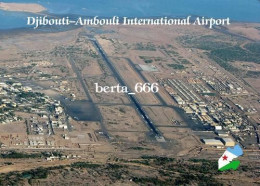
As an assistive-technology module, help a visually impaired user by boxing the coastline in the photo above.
[0,2,46,13]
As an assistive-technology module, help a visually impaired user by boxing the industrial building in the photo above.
[221,138,236,146]
[215,130,229,137]
[201,139,224,146]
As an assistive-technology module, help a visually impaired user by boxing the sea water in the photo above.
[0,0,260,29]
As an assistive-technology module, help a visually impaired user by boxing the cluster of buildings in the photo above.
[202,137,235,147]
[0,82,33,124]
[205,77,247,95]
[0,81,72,149]
[0,81,62,122]
[28,136,53,147]
[27,117,52,135]
[46,154,82,161]
[168,79,202,105]
[26,99,69,139]
[165,77,257,149]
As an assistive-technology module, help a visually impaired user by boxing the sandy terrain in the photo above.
[0,29,79,52]
[144,106,183,126]
[86,76,130,104]
[82,61,103,76]
[158,127,201,156]
[0,2,46,13]
[0,22,259,185]
[99,105,148,132]
[245,78,260,94]
[99,105,149,142]
[111,57,160,105]
[227,23,260,41]
[233,61,260,72]
[142,73,176,105]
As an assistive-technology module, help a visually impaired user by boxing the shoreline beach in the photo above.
[0,2,46,13]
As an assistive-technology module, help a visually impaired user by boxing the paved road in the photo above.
[125,58,201,131]
[91,37,164,139]
[125,58,168,106]
[67,55,110,139]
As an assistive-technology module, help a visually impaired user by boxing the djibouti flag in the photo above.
[218,144,243,171]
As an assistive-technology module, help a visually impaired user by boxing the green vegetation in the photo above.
[178,35,232,51]
[144,59,153,64]
[139,56,153,63]
[18,92,44,99]
[240,165,250,172]
[244,42,260,53]
[178,58,191,64]
[139,56,164,63]
[0,151,43,159]
[52,46,98,58]
[0,151,62,159]
[119,107,126,113]
[132,176,171,185]
[174,173,222,186]
[59,66,69,73]
[207,43,260,75]
[245,71,260,78]
[0,68,7,74]
[39,74,52,78]
[141,155,175,165]
[128,146,152,151]
[128,159,150,165]
[207,52,241,73]
[135,42,156,51]
[209,46,260,64]
[3,162,13,165]
[130,157,221,185]
[167,64,186,70]
[71,162,101,169]
[165,49,179,56]
[14,66,34,74]
[21,167,48,179]
[0,166,66,185]
[0,157,253,185]
[178,35,260,76]
[162,46,191,67]
[194,40,231,51]
[188,158,211,163]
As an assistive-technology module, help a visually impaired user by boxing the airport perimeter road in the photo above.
[67,55,110,139]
